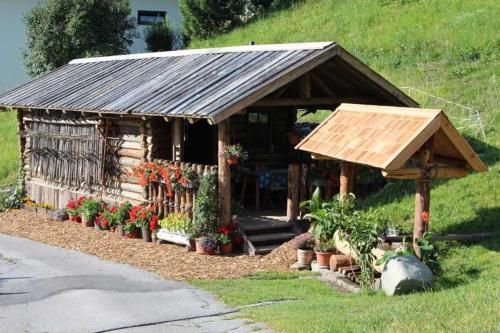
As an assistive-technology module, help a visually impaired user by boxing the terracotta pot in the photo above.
[116,224,125,238]
[141,226,152,242]
[195,238,215,255]
[227,156,240,165]
[297,249,314,266]
[315,251,334,268]
[220,243,233,255]
[288,133,301,146]
[81,214,94,227]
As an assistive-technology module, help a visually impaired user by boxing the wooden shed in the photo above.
[296,103,487,250]
[0,42,419,253]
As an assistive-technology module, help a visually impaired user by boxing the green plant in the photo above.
[231,199,245,216]
[415,231,439,272]
[192,172,219,238]
[220,144,249,160]
[216,232,232,245]
[199,234,218,250]
[1,186,23,210]
[23,0,135,77]
[160,213,192,233]
[315,241,334,253]
[144,17,176,52]
[292,233,315,250]
[80,197,103,221]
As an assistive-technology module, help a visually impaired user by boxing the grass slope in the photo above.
[0,111,18,187]
[190,1,500,332]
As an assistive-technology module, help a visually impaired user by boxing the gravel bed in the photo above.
[0,209,294,280]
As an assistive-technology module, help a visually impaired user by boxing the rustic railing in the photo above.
[147,160,217,219]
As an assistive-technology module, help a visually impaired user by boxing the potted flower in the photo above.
[106,202,132,237]
[195,234,218,255]
[158,213,192,245]
[80,197,103,227]
[94,212,109,230]
[217,233,233,254]
[65,197,83,223]
[124,220,139,238]
[293,233,315,266]
[130,204,158,242]
[220,144,248,165]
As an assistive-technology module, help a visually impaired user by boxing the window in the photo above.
[248,111,269,124]
[137,10,166,25]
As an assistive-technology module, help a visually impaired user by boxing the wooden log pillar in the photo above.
[218,119,231,226]
[339,162,354,200]
[414,179,431,258]
[287,164,300,222]
[172,118,183,161]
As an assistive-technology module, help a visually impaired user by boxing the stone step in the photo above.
[254,244,282,255]
[247,231,296,243]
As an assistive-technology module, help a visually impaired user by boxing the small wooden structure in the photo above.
[296,104,487,251]
[0,43,425,252]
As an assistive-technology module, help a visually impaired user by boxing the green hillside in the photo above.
[191,1,500,332]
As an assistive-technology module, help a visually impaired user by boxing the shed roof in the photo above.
[295,104,487,172]
[0,42,417,123]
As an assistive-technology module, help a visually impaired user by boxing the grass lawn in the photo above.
[0,110,18,187]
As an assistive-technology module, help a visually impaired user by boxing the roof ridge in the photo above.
[69,42,335,64]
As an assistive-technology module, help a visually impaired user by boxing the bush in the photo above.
[180,0,246,39]
[144,18,175,52]
[192,171,219,237]
[23,0,135,77]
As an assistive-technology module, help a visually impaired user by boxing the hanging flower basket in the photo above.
[227,155,240,165]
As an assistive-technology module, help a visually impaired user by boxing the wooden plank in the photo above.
[286,164,300,222]
[382,166,468,179]
[218,119,231,225]
[251,96,375,107]
[340,162,354,199]
[172,118,183,161]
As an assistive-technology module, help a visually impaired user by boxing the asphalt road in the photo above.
[0,234,271,333]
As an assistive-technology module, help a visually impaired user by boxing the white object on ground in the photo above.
[381,255,433,296]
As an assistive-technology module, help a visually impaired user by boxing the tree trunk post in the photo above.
[414,179,431,258]
[218,119,231,226]
[286,164,300,222]
[172,118,183,161]
[339,162,354,200]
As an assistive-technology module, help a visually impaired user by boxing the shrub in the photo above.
[144,18,175,52]
[192,171,219,237]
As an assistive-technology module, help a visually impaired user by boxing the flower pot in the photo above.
[288,133,301,146]
[141,226,152,242]
[81,214,94,227]
[69,215,81,223]
[227,156,240,165]
[125,229,139,238]
[116,224,125,238]
[315,251,334,268]
[195,238,215,255]
[94,222,101,231]
[151,230,158,243]
[220,243,233,255]
[297,249,314,266]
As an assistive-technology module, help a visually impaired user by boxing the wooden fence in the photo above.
[147,160,217,219]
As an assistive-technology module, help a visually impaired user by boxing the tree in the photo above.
[144,18,175,52]
[23,0,135,77]
[180,0,246,40]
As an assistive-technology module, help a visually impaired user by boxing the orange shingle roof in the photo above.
[296,104,487,172]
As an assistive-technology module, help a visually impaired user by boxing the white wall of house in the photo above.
[0,0,181,93]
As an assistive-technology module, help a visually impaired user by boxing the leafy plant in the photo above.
[144,17,175,52]
[292,233,315,250]
[160,213,192,233]
[198,234,218,250]
[216,232,232,245]
[192,172,219,238]
[80,197,103,221]
[315,241,334,253]
[220,144,249,160]
[129,204,159,230]
[2,186,23,210]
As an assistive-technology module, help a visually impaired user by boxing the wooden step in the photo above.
[254,244,281,255]
[241,221,293,232]
[247,231,296,243]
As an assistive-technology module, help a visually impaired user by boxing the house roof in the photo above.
[0,42,417,123]
[295,103,487,172]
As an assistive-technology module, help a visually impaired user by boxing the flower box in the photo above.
[156,228,190,246]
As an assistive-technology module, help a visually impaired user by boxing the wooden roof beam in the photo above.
[252,96,377,107]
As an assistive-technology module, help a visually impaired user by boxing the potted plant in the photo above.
[80,197,103,227]
[195,234,218,255]
[107,202,132,237]
[315,241,335,267]
[192,172,219,254]
[124,220,139,238]
[293,233,315,266]
[130,204,158,242]
[217,233,233,254]
[65,197,83,223]
[220,144,248,165]
[158,213,192,245]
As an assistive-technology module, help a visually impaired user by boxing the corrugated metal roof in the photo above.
[0,42,417,122]
[296,104,487,171]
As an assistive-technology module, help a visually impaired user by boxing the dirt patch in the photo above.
[0,209,294,280]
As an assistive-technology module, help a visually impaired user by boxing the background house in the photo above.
[0,0,182,92]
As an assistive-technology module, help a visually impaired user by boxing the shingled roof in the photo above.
[296,104,487,172]
[0,42,417,123]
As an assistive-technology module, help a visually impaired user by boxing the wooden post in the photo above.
[218,119,231,226]
[339,162,354,200]
[414,180,431,258]
[172,118,183,161]
[287,164,300,222]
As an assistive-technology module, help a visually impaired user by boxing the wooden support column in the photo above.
[339,162,354,200]
[287,164,300,222]
[218,119,231,226]
[414,144,433,258]
[172,118,183,161]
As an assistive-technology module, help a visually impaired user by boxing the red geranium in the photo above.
[422,211,430,223]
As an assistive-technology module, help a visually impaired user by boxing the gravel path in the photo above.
[0,209,293,280]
